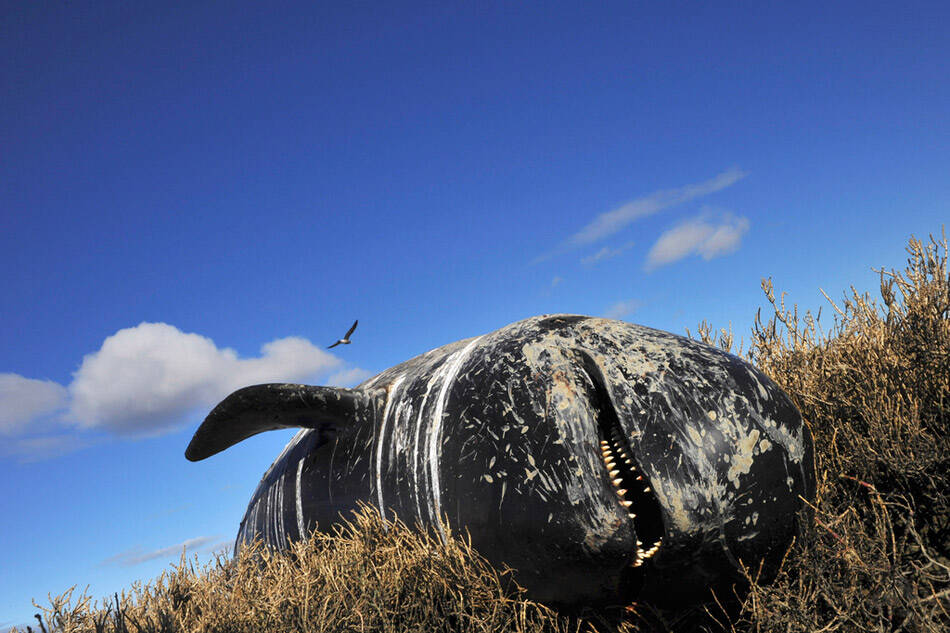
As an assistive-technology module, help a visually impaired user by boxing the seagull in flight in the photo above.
[328,320,358,349]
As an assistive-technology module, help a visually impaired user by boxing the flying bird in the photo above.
[327,320,358,349]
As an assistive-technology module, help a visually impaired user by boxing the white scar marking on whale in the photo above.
[262,487,268,545]
[274,475,280,545]
[413,371,439,525]
[252,427,308,545]
[272,477,279,544]
[278,471,286,546]
[376,375,405,522]
[296,457,305,538]
[429,336,484,543]
[273,475,279,545]
[264,484,272,545]
[272,479,279,545]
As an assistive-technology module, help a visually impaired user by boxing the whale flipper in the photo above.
[185,383,380,461]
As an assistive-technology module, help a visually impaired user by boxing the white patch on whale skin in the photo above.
[412,373,440,524]
[278,471,286,546]
[296,457,305,538]
[651,479,695,533]
[376,375,405,522]
[429,336,484,543]
[687,425,704,446]
[727,428,760,488]
[240,427,310,547]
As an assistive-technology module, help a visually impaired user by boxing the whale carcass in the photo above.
[186,315,815,606]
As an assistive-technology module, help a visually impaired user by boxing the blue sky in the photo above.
[1,1,947,628]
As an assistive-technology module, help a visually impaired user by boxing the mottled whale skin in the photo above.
[186,315,815,606]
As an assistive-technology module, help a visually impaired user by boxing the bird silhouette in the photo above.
[328,320,358,349]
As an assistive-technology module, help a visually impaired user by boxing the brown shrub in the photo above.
[693,229,949,632]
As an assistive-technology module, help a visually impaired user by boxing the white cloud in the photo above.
[1,324,368,460]
[698,220,749,259]
[68,323,342,435]
[533,168,746,264]
[326,367,374,387]
[604,300,640,320]
[646,221,711,268]
[580,240,636,266]
[0,373,68,434]
[100,535,221,567]
[645,213,750,271]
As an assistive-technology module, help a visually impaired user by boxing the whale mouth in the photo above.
[583,356,665,568]
[598,433,664,567]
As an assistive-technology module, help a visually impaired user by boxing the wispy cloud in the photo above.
[201,538,235,555]
[1,323,369,459]
[326,367,373,387]
[604,300,640,320]
[3,433,102,462]
[537,275,564,297]
[580,240,636,266]
[100,535,223,567]
[0,374,68,434]
[644,212,750,271]
[534,168,746,262]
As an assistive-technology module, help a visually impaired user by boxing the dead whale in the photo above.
[186,314,815,606]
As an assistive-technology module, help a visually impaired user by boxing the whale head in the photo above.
[422,315,815,606]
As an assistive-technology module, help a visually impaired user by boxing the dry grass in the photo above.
[17,230,949,632]
[692,229,949,632]
[20,509,590,633]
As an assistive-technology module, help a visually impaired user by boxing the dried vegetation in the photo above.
[691,230,950,632]
[16,231,949,632]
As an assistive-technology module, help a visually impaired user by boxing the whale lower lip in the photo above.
[583,352,665,566]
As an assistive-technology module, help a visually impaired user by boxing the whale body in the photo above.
[186,315,815,606]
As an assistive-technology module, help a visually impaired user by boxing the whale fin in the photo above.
[185,383,381,461]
